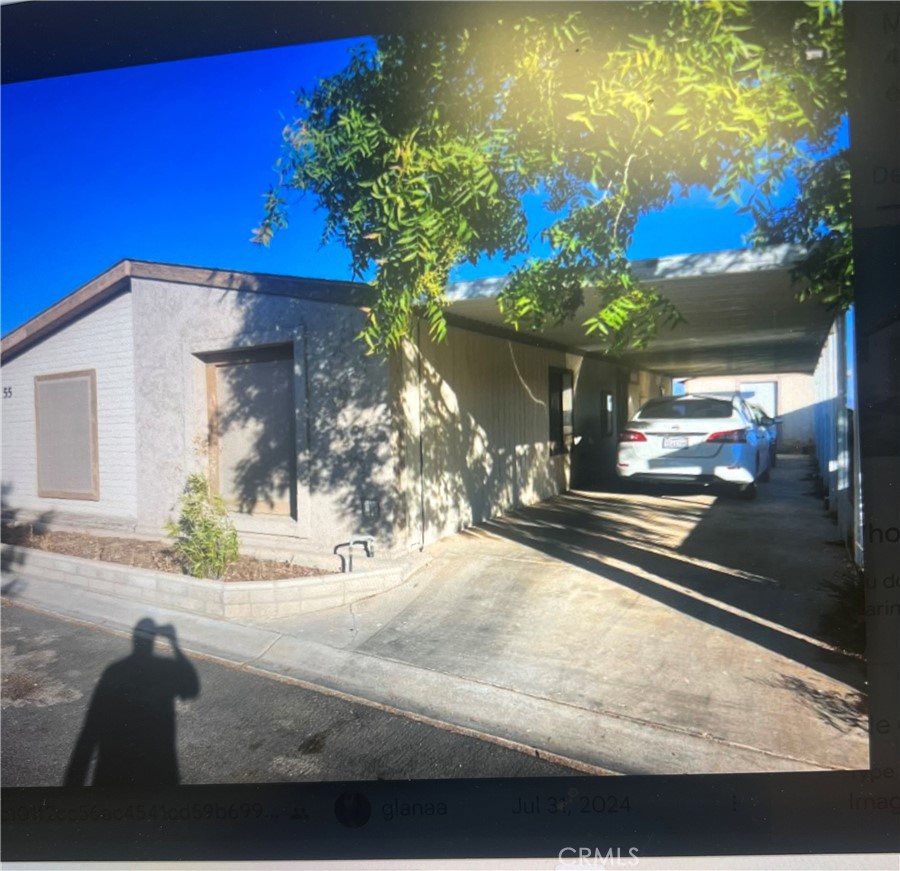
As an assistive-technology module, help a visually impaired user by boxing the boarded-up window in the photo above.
[34,370,100,500]
[206,346,296,517]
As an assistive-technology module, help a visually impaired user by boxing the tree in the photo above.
[749,149,852,310]
[254,1,848,354]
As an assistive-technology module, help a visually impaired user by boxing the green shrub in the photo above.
[165,474,239,579]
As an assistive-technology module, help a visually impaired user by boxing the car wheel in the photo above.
[737,481,758,500]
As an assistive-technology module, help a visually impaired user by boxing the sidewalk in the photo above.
[1,457,869,776]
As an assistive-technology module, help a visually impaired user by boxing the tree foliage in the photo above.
[749,150,852,309]
[254,1,848,354]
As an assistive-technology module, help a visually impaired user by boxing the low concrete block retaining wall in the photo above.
[1,545,410,619]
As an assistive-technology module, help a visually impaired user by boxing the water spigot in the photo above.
[334,535,376,572]
[350,535,376,559]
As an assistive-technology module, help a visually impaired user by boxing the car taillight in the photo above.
[618,430,647,443]
[706,429,748,443]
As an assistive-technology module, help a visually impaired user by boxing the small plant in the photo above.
[165,474,239,579]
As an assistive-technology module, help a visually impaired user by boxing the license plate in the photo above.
[662,437,688,449]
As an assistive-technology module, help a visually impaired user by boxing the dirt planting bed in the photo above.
[1,525,325,582]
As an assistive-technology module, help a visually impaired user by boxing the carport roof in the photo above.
[3,245,835,377]
[446,244,836,377]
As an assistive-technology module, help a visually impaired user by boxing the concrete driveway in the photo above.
[270,455,867,775]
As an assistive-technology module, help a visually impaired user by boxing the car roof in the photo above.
[649,393,738,403]
[688,392,738,400]
[637,395,744,416]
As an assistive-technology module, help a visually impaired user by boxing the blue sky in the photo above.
[2,37,810,334]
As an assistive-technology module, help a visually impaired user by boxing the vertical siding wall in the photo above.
[130,279,399,552]
[1,293,138,527]
[403,327,568,546]
[812,313,858,555]
[399,325,625,547]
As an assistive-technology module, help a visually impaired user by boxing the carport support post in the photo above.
[844,3,900,772]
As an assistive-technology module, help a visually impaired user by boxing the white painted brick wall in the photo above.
[1,292,138,524]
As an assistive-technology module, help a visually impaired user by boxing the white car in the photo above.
[616,394,770,498]
[748,401,781,468]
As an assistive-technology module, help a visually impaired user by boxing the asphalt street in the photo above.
[1,602,579,787]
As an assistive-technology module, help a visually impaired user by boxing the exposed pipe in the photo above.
[333,536,376,573]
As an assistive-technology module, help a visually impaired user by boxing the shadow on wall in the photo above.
[202,280,398,546]
[64,618,199,787]
[202,279,619,549]
[569,366,630,490]
[211,277,573,551]
[1,482,56,597]
[212,350,298,517]
[412,334,559,543]
[777,406,815,454]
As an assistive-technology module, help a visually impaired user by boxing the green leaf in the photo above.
[258,3,849,353]
[566,111,595,132]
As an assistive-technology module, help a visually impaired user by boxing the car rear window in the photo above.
[638,398,733,419]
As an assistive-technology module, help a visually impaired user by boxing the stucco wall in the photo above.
[2,273,671,555]
[129,278,398,552]
[682,372,815,451]
[1,292,138,527]
[627,369,672,420]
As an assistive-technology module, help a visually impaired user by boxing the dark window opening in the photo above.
[549,368,574,456]
[600,391,615,437]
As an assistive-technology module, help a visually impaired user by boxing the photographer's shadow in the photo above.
[64,618,200,787]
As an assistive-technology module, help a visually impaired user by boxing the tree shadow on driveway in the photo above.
[480,494,866,692]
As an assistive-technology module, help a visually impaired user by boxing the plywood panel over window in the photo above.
[34,370,99,500]
[207,347,296,517]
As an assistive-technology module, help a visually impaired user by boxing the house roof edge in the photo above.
[2,260,134,361]
[1,260,374,361]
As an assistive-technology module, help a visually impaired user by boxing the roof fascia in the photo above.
[1,260,375,361]
[443,311,633,370]
[1,260,133,361]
